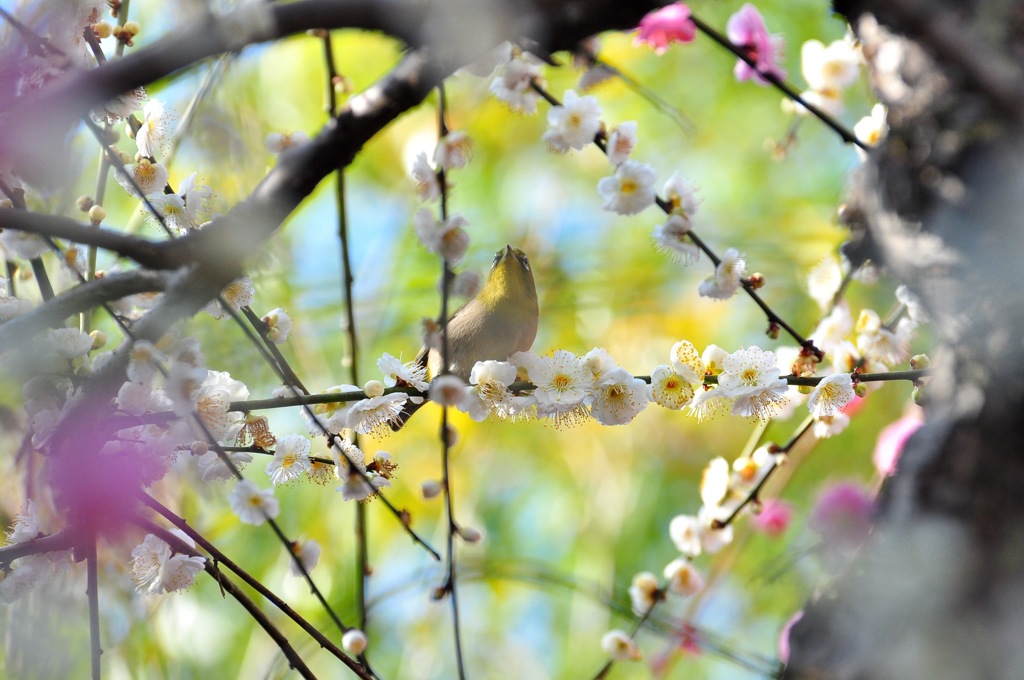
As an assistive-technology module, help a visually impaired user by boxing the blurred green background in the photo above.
[0,1,925,678]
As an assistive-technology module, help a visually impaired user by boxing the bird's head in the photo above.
[477,245,537,312]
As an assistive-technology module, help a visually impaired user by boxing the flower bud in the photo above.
[363,380,384,398]
[76,195,94,212]
[910,354,930,370]
[421,479,442,499]
[89,330,107,350]
[88,205,106,224]
[341,629,368,656]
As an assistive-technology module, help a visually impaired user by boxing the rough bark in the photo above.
[785,2,1024,678]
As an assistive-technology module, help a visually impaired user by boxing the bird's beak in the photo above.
[504,244,514,258]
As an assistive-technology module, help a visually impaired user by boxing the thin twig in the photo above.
[85,531,102,680]
[688,13,868,151]
[136,497,373,678]
[434,82,467,680]
[131,516,323,680]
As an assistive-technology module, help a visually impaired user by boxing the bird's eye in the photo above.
[492,251,502,267]
[517,253,531,271]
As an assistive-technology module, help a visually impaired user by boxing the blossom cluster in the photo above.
[352,340,864,434]
[0,502,70,605]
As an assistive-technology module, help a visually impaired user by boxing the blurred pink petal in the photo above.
[635,3,696,54]
[778,609,804,665]
[752,498,793,537]
[725,3,786,84]
[811,481,873,549]
[873,410,923,476]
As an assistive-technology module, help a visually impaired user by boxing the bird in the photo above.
[392,245,539,429]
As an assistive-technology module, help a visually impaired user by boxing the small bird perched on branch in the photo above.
[392,245,539,429]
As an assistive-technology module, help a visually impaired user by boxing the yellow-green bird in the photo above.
[393,245,539,429]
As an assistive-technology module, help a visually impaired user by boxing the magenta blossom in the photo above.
[778,610,804,665]
[873,410,923,477]
[811,481,873,550]
[635,3,696,54]
[752,498,793,537]
[725,3,786,84]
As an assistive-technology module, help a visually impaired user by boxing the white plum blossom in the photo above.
[649,365,697,410]
[664,558,703,597]
[265,131,309,153]
[810,303,854,354]
[451,270,481,298]
[288,538,322,577]
[717,346,789,420]
[411,152,441,202]
[807,373,855,418]
[192,370,249,441]
[0,554,51,604]
[700,456,730,509]
[528,350,592,426]
[671,340,705,383]
[433,130,473,170]
[262,308,293,343]
[197,449,253,482]
[801,38,860,92]
[7,501,40,544]
[583,347,621,382]
[807,256,843,311]
[0,278,33,319]
[813,412,851,439]
[628,571,660,615]
[41,327,94,361]
[229,479,279,525]
[459,360,517,421]
[127,340,165,385]
[429,375,468,406]
[130,530,206,594]
[116,159,168,197]
[542,89,602,153]
[606,121,637,165]
[653,215,700,264]
[590,368,648,425]
[377,352,429,391]
[601,630,642,662]
[177,172,213,228]
[303,384,360,435]
[265,434,312,485]
[698,248,746,300]
[117,380,154,416]
[0,230,49,259]
[205,277,255,319]
[597,160,657,215]
[854,103,888,157]
[489,51,544,114]
[669,514,703,558]
[136,99,173,158]
[145,193,189,233]
[413,209,470,265]
[347,393,409,436]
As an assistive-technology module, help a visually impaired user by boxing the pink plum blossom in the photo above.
[778,610,804,665]
[811,481,873,550]
[873,409,923,476]
[726,4,786,85]
[752,498,793,537]
[635,3,696,54]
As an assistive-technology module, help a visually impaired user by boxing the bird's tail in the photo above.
[389,398,425,431]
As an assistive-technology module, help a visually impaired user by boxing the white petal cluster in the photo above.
[542,89,602,153]
[597,160,657,215]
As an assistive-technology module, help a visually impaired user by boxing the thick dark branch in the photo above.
[0,270,167,355]
[0,209,173,269]
[0,529,77,568]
